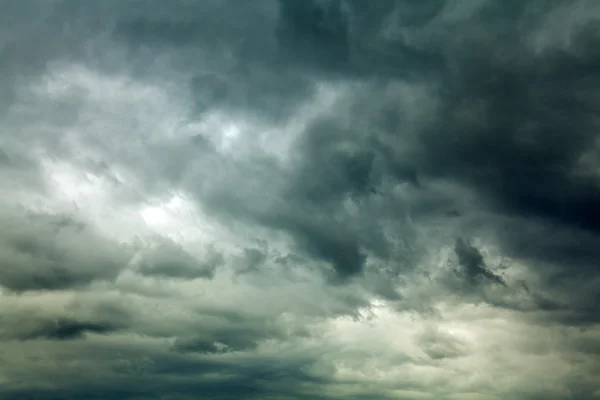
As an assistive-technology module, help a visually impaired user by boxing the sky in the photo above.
[1,1,600,399]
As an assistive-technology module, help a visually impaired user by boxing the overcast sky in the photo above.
[1,1,600,399]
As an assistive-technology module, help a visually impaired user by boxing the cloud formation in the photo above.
[1,1,600,399]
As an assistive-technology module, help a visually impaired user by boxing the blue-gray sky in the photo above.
[1,1,600,399]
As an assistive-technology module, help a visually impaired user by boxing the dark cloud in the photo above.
[1,356,335,400]
[235,247,268,275]
[8,317,120,341]
[0,296,131,341]
[277,0,350,72]
[138,239,223,280]
[397,1,600,325]
[113,0,315,123]
[404,5,600,224]
[256,0,600,321]
[172,326,276,354]
[267,214,367,279]
[166,307,287,355]
[2,0,600,399]
[453,238,505,287]
[0,210,132,292]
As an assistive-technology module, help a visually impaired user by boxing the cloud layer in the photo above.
[1,1,600,399]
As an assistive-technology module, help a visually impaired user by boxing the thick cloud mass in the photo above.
[1,1,600,399]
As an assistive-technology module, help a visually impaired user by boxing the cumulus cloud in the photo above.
[1,1,600,399]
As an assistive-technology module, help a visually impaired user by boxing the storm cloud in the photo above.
[1,1,600,399]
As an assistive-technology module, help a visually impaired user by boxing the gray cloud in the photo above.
[0,293,132,341]
[1,0,600,399]
[4,317,121,341]
[137,238,224,280]
[453,238,505,287]
[417,324,468,360]
[0,209,132,292]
